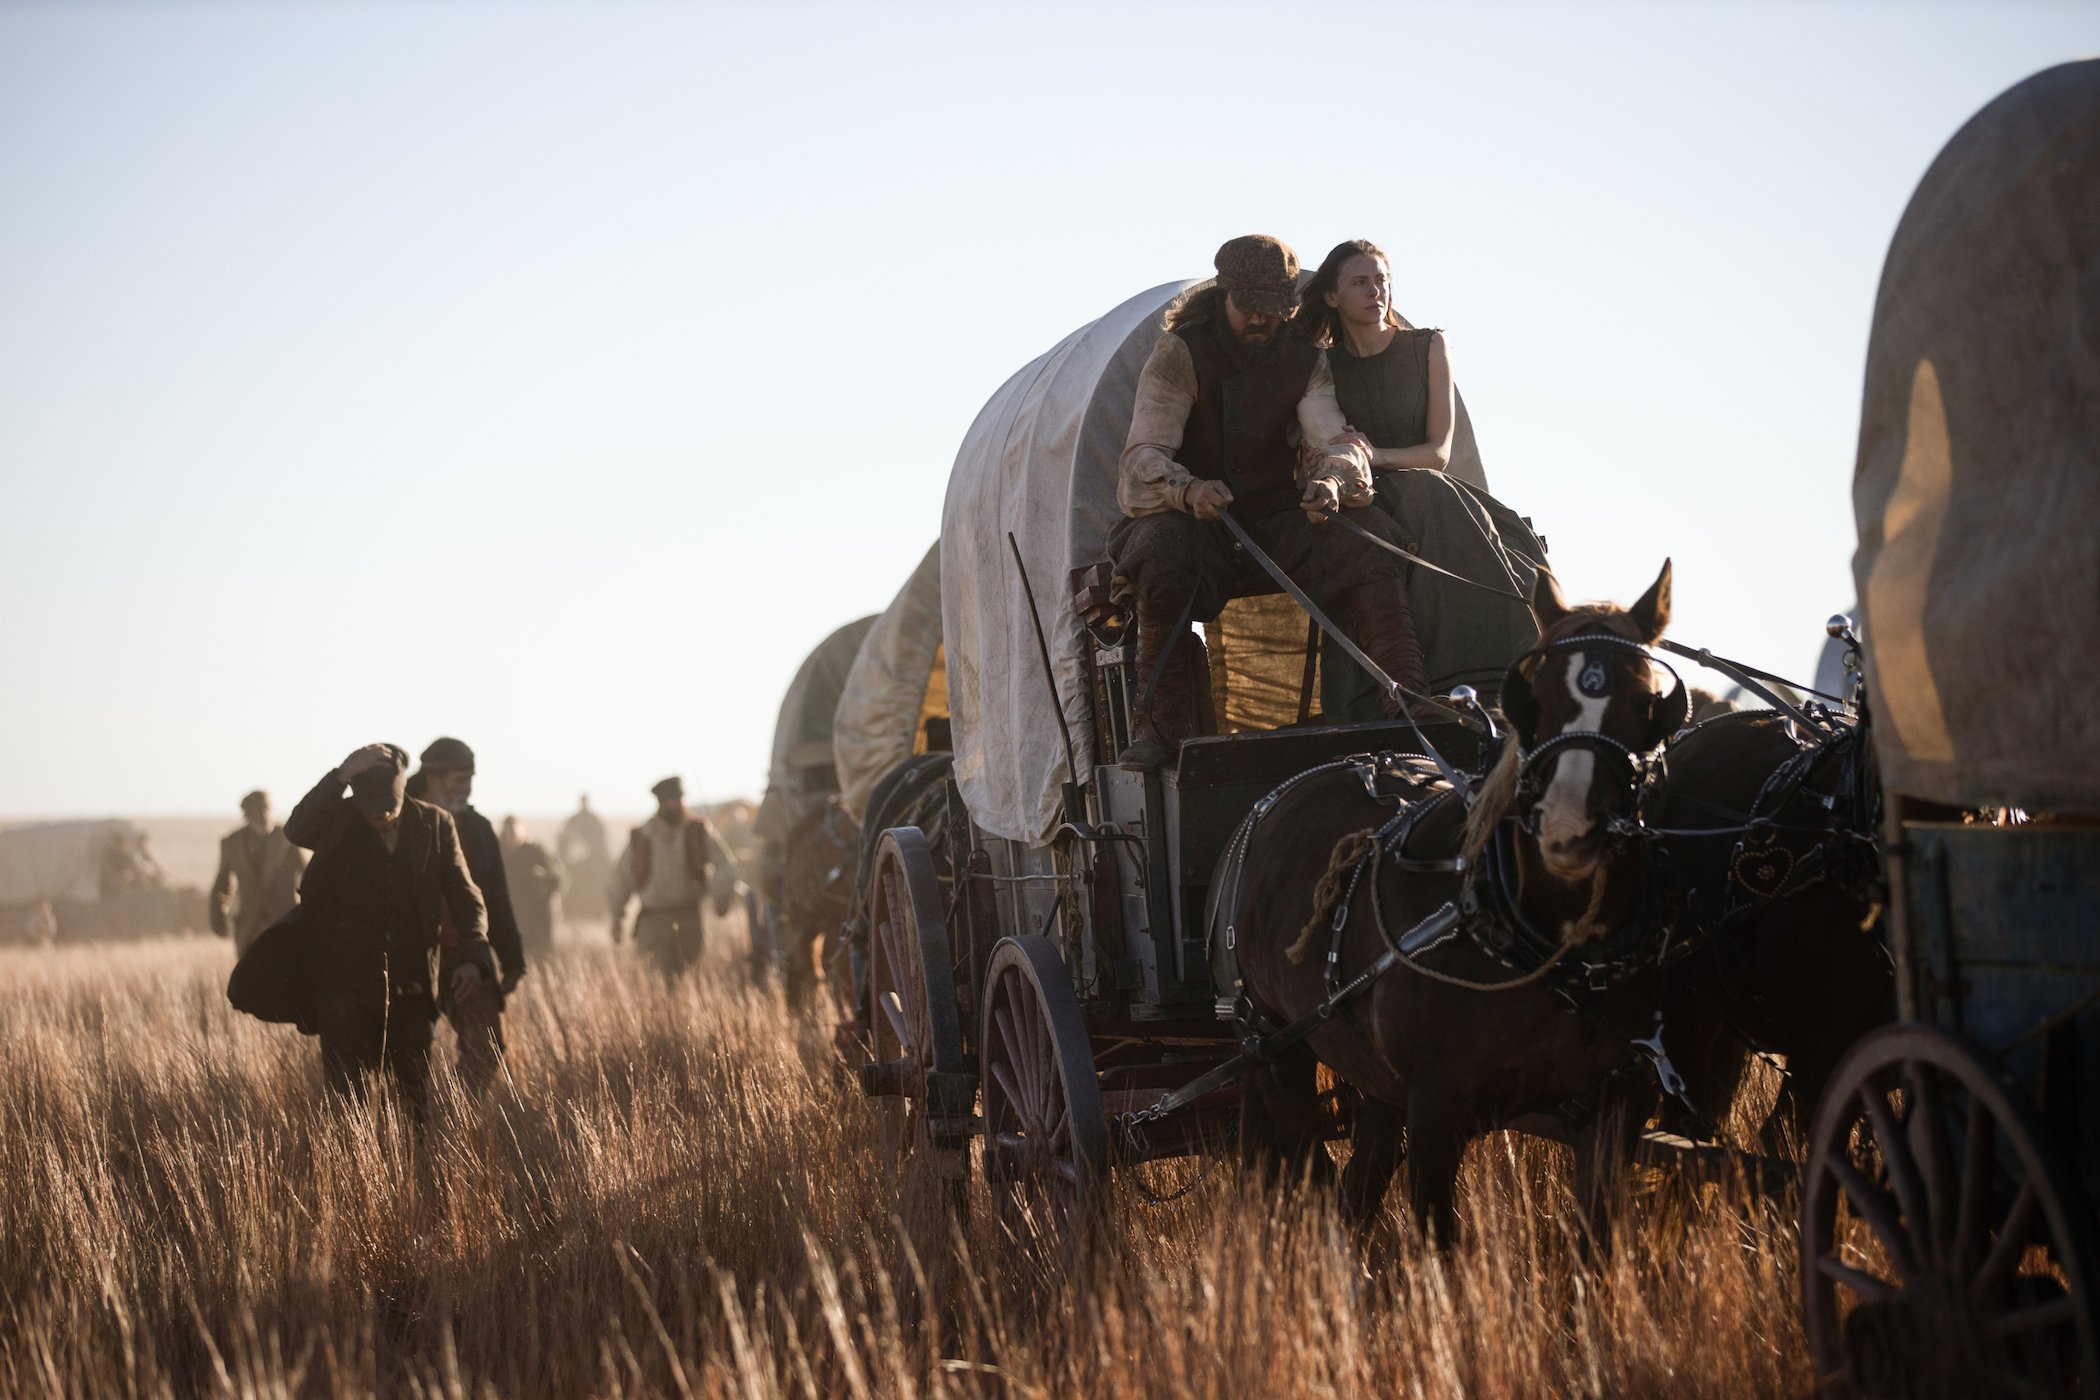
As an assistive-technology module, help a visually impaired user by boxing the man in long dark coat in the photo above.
[407,736,525,1098]
[228,743,492,1112]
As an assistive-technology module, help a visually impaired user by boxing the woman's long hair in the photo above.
[1296,239,1400,348]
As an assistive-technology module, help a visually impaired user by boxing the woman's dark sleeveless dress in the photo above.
[1322,328,1547,715]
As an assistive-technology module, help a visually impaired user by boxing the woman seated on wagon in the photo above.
[1296,239,1549,719]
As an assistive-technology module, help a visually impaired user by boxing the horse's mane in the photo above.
[1460,604,1651,865]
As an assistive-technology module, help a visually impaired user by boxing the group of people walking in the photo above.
[218,742,734,1112]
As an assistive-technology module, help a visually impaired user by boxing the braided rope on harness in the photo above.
[1275,767,1597,996]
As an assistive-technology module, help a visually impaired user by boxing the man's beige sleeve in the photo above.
[1297,353,1373,497]
[1117,334,1199,517]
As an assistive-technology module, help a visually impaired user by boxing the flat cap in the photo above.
[652,775,684,801]
[350,745,410,819]
[420,737,475,773]
[1213,234,1300,317]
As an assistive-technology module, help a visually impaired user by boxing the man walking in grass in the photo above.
[606,776,717,981]
[501,816,564,960]
[229,743,492,1113]
[407,737,526,1097]
[209,789,306,956]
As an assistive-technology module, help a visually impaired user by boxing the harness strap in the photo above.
[1321,508,1530,602]
[1655,638,1835,729]
[1123,902,1464,1131]
[1216,509,1478,799]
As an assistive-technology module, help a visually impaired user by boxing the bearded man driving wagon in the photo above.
[1107,234,1428,769]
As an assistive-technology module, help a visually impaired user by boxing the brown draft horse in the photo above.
[1223,561,1686,1245]
[777,798,860,1009]
[1652,704,1895,1151]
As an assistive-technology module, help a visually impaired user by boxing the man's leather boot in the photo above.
[1343,580,1429,718]
[1117,604,1197,770]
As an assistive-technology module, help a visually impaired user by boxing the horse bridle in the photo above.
[1499,631,1690,832]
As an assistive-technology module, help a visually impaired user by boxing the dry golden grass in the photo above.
[1,928,1813,1398]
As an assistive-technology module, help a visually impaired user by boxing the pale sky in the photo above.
[1,1,2093,821]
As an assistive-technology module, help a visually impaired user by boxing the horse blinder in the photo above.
[1499,665,1539,748]
[1646,673,1691,749]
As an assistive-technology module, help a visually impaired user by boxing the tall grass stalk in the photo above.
[1,933,1810,1397]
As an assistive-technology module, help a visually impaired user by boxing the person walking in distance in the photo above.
[500,816,563,960]
[606,776,716,980]
[559,795,612,930]
[228,743,491,1115]
[406,737,525,1097]
[210,789,307,956]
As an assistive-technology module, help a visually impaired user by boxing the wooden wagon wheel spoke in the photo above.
[1803,1024,2100,1400]
[988,1058,1025,1118]
[1989,1296,2083,1341]
[993,1000,1035,1113]
[1009,976,1045,1103]
[856,828,970,1319]
[980,935,1107,1275]
[1954,1087,1998,1274]
[1905,1057,1961,1263]
[1816,1254,1903,1305]
[876,988,914,1053]
[1973,1181,2040,1302]
[1862,1080,1931,1255]
[1827,1151,1919,1281]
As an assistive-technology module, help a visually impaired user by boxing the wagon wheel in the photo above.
[860,828,971,1284]
[980,934,1108,1272]
[1802,1023,2100,1398]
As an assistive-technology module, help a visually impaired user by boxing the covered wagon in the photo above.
[856,276,1493,1266]
[1799,59,2100,1396]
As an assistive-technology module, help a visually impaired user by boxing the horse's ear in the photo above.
[1629,559,1672,643]
[1532,568,1571,629]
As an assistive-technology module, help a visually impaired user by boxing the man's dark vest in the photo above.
[1171,318,1320,517]
[1328,327,1438,451]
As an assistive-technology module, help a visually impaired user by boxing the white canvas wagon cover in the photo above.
[943,278,1492,843]
[832,542,946,820]
[0,820,139,904]
[1851,60,2100,811]
[757,614,879,848]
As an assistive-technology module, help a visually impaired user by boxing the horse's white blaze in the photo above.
[1536,654,1609,858]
